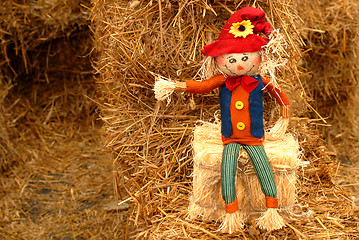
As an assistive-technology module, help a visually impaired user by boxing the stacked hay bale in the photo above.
[0,0,94,171]
[297,0,359,162]
[0,79,17,172]
[0,1,90,78]
[92,0,358,238]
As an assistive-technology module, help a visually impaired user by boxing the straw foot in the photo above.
[218,211,245,234]
[256,208,285,231]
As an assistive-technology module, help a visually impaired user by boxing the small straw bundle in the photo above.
[153,76,176,103]
[269,117,289,139]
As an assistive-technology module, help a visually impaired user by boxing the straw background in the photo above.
[1,1,128,238]
[0,0,93,171]
[297,0,359,162]
[0,0,358,239]
[92,0,358,239]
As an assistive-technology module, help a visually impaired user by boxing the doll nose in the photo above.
[237,65,244,70]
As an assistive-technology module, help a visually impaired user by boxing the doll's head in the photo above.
[201,7,272,78]
[215,52,261,76]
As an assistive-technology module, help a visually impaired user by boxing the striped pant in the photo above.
[221,143,277,205]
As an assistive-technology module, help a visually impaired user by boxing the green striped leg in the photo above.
[221,143,241,204]
[242,145,277,198]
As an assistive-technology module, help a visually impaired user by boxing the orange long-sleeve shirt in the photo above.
[186,74,290,145]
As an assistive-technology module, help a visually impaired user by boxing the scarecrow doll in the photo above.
[155,7,290,232]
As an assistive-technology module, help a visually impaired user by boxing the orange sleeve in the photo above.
[262,77,290,106]
[186,74,226,94]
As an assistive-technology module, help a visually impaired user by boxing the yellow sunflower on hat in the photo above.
[229,20,254,38]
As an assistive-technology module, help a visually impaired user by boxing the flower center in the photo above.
[238,25,246,31]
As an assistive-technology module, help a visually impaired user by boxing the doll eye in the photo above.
[241,56,249,61]
[229,58,237,63]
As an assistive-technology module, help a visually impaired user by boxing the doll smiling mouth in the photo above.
[244,65,255,75]
[224,65,238,76]
[224,64,255,76]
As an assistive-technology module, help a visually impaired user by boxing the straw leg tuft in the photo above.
[218,211,245,234]
[256,208,285,231]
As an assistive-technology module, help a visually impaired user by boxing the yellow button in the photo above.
[237,122,245,130]
[235,101,244,110]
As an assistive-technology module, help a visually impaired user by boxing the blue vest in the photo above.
[219,75,264,139]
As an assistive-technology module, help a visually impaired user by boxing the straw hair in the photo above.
[259,30,289,86]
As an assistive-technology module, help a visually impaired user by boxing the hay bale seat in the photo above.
[188,121,302,222]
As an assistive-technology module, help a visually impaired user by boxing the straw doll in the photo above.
[155,7,290,232]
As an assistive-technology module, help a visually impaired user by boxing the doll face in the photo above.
[215,52,261,76]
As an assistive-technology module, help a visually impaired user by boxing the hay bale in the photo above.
[0,79,17,172]
[297,0,359,162]
[0,0,90,76]
[188,121,301,222]
[0,1,122,238]
[92,0,358,238]
[0,0,94,171]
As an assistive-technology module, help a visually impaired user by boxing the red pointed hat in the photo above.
[202,7,273,57]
